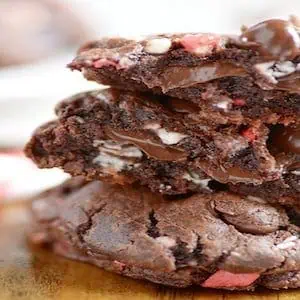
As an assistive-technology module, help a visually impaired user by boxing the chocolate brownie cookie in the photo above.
[29,178,300,290]
[25,89,299,196]
[230,163,300,208]
[68,18,300,126]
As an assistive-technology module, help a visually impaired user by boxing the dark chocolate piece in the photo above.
[240,19,300,61]
[271,125,300,154]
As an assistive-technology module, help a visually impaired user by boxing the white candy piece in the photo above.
[93,140,143,158]
[247,195,267,204]
[93,140,142,172]
[144,38,172,54]
[93,153,129,172]
[255,61,297,84]
[273,61,296,77]
[255,61,278,83]
[144,123,187,145]
[277,236,298,250]
[277,242,296,250]
[95,92,111,104]
[156,128,187,145]
[159,183,172,192]
[291,170,300,176]
[74,116,85,124]
[214,99,231,112]
[183,171,211,190]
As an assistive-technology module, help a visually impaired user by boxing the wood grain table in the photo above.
[1,202,299,300]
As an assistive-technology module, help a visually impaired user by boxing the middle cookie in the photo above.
[25,89,299,199]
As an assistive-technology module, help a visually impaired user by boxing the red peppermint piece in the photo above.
[202,270,260,288]
[233,98,246,106]
[113,260,126,271]
[93,58,118,69]
[180,34,221,54]
[241,127,257,142]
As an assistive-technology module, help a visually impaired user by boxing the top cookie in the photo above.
[68,18,300,126]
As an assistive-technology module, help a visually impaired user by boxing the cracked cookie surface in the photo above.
[29,178,300,290]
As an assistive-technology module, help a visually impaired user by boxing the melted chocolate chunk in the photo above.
[271,125,300,154]
[167,97,200,114]
[285,208,300,227]
[198,161,262,184]
[105,128,187,162]
[288,162,300,171]
[240,19,300,61]
[157,62,247,91]
[276,73,300,93]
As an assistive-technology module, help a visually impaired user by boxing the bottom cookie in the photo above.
[29,178,300,290]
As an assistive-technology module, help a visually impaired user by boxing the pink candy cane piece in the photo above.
[93,58,118,69]
[202,270,260,288]
[180,34,220,54]
[113,260,126,271]
[233,98,246,106]
[241,127,257,142]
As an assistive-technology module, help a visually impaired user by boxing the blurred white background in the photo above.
[76,0,300,35]
[0,0,298,200]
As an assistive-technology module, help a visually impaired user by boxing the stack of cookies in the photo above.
[26,18,300,290]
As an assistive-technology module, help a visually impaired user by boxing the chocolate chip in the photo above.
[271,125,300,154]
[285,208,300,227]
[241,19,300,60]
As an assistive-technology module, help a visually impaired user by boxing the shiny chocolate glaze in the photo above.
[288,161,300,172]
[198,161,262,184]
[167,97,200,114]
[106,128,187,162]
[240,19,300,61]
[276,73,300,93]
[271,125,300,154]
[156,62,247,92]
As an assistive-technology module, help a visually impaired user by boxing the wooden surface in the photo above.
[1,202,300,300]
